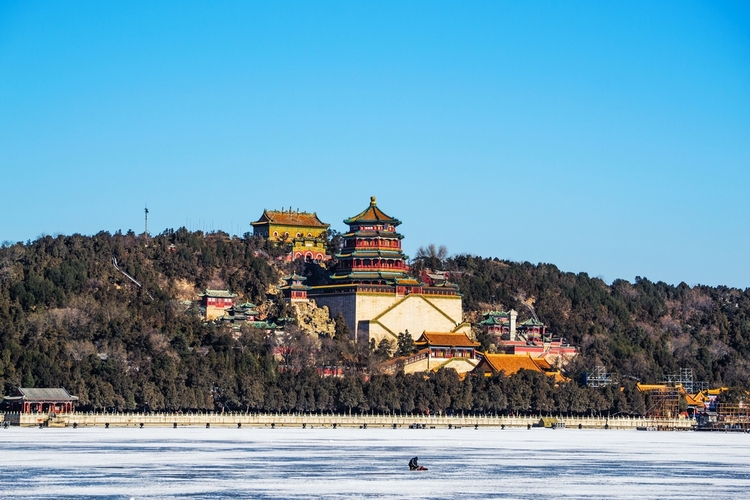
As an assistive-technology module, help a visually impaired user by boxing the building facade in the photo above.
[399,332,480,374]
[310,197,470,344]
[480,309,577,365]
[472,354,567,383]
[251,208,330,261]
[280,274,310,303]
[199,289,238,320]
[2,388,78,414]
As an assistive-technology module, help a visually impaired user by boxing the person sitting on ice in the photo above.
[408,457,426,471]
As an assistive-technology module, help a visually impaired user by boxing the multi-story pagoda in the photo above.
[332,196,415,286]
[310,196,469,344]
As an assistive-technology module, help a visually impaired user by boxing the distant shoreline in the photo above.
[3,411,695,430]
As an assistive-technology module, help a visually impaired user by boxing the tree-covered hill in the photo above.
[442,255,750,387]
[0,230,748,414]
[0,229,287,411]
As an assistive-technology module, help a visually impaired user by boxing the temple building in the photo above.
[280,274,310,303]
[218,302,259,323]
[251,208,330,262]
[213,301,282,332]
[414,331,479,359]
[310,196,470,345]
[472,354,567,383]
[199,289,238,320]
[479,310,577,365]
[400,332,480,374]
[480,310,518,338]
[2,388,78,414]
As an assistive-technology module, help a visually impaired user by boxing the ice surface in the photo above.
[1,426,749,499]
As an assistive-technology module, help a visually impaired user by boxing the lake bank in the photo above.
[3,410,694,430]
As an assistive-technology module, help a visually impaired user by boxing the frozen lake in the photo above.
[1,426,749,499]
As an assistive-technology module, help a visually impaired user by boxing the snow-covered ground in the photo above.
[1,426,748,499]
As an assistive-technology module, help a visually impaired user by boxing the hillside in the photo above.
[0,229,748,414]
[438,255,750,387]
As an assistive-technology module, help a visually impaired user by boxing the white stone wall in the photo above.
[403,357,478,375]
[314,290,467,344]
[367,294,463,342]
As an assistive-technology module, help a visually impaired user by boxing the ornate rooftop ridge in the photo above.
[343,196,401,226]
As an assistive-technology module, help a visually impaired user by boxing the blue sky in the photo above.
[1,1,748,288]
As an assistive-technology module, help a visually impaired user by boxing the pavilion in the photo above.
[2,388,78,414]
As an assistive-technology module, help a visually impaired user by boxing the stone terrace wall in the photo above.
[2,412,695,430]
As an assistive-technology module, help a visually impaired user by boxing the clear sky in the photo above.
[1,1,748,288]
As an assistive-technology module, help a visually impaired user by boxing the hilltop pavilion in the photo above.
[251,208,330,262]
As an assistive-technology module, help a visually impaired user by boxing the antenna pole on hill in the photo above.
[144,205,149,236]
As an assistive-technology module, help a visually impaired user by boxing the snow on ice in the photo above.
[1,426,749,499]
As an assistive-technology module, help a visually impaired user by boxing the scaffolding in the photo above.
[717,403,750,430]
[646,388,680,419]
[585,366,613,388]
[661,368,707,394]
[693,381,710,392]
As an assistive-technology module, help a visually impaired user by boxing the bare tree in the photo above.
[414,244,449,271]
[276,325,318,370]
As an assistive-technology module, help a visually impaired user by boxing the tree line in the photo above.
[0,230,748,413]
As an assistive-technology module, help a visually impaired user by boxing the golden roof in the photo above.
[477,354,546,375]
[685,393,705,406]
[475,353,569,382]
[252,210,329,228]
[477,353,570,383]
[416,332,479,348]
[636,383,669,392]
[637,383,691,396]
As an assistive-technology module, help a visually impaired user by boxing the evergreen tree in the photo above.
[396,331,416,357]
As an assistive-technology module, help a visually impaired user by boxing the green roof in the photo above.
[484,310,509,317]
[480,311,510,325]
[519,318,545,326]
[342,230,404,239]
[329,272,415,287]
[343,197,401,226]
[282,273,307,282]
[336,249,405,259]
[200,289,238,298]
[249,321,280,330]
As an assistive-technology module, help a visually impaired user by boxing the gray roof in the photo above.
[11,388,78,401]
